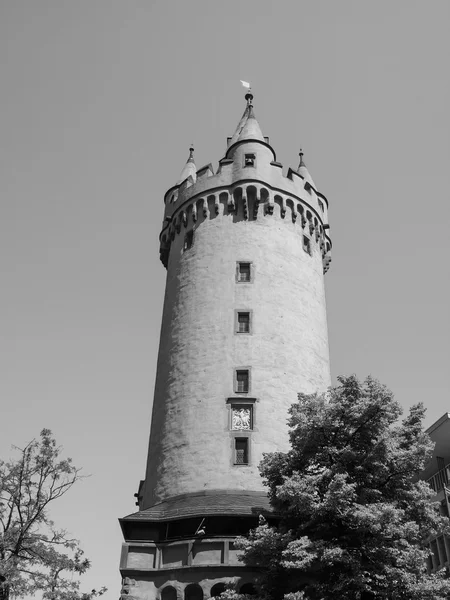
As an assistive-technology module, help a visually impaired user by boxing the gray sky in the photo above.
[1,0,449,596]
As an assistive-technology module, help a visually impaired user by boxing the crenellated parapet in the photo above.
[159,167,332,274]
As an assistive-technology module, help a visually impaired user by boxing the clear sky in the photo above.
[1,0,449,597]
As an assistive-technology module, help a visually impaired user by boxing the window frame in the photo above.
[234,367,250,394]
[234,437,250,465]
[235,310,252,334]
[236,261,253,283]
[183,230,194,252]
[303,235,311,256]
[243,153,256,168]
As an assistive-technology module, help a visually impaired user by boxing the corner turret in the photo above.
[177,145,196,184]
[297,148,316,189]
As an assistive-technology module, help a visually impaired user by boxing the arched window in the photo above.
[161,586,177,600]
[185,583,203,600]
[210,583,226,598]
[239,583,256,596]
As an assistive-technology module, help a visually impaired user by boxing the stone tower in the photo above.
[119,91,332,600]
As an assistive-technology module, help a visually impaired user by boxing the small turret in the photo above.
[177,145,196,184]
[297,148,316,189]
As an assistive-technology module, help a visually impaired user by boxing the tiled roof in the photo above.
[122,490,272,522]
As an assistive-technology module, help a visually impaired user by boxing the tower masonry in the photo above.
[119,92,332,600]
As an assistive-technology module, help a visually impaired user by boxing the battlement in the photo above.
[159,165,332,274]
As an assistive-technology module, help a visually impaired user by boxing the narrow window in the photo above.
[244,153,255,167]
[236,312,250,333]
[318,199,324,212]
[183,230,194,252]
[235,370,249,393]
[237,262,251,282]
[303,235,311,256]
[234,438,249,465]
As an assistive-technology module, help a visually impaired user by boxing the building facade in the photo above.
[119,92,332,600]
[422,413,450,573]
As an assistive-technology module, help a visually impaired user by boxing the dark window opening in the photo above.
[240,583,257,596]
[185,584,203,600]
[162,587,177,600]
[318,200,324,212]
[183,230,194,252]
[235,438,249,465]
[237,262,251,282]
[244,153,256,167]
[237,312,250,333]
[210,583,226,598]
[303,236,311,256]
[235,370,249,393]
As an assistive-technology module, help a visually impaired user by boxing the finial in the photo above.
[240,80,253,106]
[298,148,306,168]
[189,144,194,161]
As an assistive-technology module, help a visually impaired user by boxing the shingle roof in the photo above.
[122,490,272,522]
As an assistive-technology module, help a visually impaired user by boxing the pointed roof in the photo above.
[297,149,316,189]
[177,146,196,184]
[228,92,265,147]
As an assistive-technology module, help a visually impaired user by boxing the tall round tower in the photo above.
[119,92,332,600]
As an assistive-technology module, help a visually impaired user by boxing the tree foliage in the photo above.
[235,375,450,600]
[0,429,106,599]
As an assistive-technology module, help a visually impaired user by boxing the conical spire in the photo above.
[177,145,197,184]
[228,91,264,147]
[297,148,316,189]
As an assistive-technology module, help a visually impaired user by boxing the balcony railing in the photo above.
[427,465,450,493]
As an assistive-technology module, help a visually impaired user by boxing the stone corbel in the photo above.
[253,195,260,219]
[228,192,236,213]
[242,193,248,219]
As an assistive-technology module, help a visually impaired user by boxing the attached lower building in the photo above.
[422,412,450,573]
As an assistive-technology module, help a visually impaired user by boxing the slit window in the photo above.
[183,230,194,252]
[235,369,249,393]
[236,312,250,333]
[244,153,256,167]
[237,262,251,282]
[318,200,324,212]
[234,438,249,465]
[303,236,311,256]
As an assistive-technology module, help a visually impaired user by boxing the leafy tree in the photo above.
[235,375,450,600]
[0,429,106,599]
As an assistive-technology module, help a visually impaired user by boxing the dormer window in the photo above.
[244,153,256,167]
